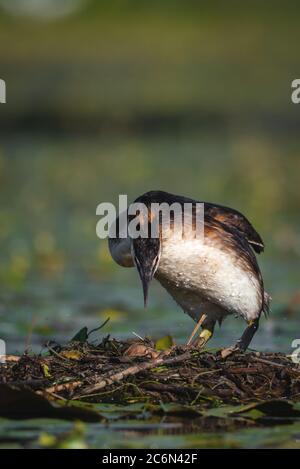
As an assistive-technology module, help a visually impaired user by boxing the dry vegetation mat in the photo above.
[1,332,300,433]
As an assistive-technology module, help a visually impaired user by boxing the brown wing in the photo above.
[204,203,264,254]
[205,215,269,315]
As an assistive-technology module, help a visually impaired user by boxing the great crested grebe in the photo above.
[109,191,270,351]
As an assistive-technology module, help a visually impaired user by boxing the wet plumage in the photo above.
[109,191,270,350]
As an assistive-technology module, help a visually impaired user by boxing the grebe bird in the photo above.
[109,191,270,351]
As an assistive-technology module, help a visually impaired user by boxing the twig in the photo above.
[186,314,207,346]
[140,381,198,396]
[44,391,67,401]
[0,355,20,363]
[88,318,110,338]
[25,314,38,352]
[226,367,261,374]
[132,331,145,342]
[191,368,222,386]
[37,380,82,395]
[254,357,297,369]
[74,348,197,398]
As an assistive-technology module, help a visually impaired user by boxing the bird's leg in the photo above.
[186,314,207,346]
[221,318,260,358]
[235,318,260,351]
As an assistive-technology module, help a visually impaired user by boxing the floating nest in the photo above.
[1,335,300,406]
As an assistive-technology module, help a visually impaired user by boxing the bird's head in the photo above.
[132,237,161,307]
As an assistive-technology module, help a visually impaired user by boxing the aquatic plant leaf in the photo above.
[0,385,100,422]
[70,319,111,343]
[72,402,153,421]
[70,327,89,343]
[155,335,173,351]
[233,400,300,418]
[157,402,201,417]
[41,363,51,378]
[60,350,82,360]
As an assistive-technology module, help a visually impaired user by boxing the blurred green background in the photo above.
[0,0,299,354]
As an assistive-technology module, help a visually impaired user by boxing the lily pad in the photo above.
[0,385,100,422]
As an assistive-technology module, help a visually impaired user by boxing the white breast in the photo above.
[157,238,262,322]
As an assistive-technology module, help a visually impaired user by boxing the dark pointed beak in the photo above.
[139,268,153,308]
[132,236,160,308]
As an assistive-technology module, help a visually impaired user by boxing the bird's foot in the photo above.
[193,328,212,349]
[221,318,260,358]
[220,346,239,359]
[193,337,206,349]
